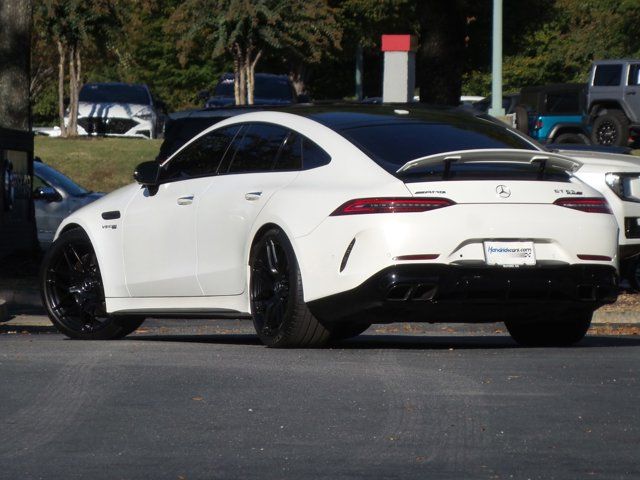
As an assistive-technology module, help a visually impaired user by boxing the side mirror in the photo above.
[33,186,62,202]
[134,161,160,187]
[197,90,210,102]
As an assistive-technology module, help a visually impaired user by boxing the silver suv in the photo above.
[588,60,640,146]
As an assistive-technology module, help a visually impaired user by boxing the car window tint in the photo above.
[274,133,331,171]
[275,133,302,171]
[546,93,580,114]
[302,138,331,169]
[339,121,534,174]
[226,123,289,173]
[594,65,622,86]
[163,125,240,181]
[628,64,640,86]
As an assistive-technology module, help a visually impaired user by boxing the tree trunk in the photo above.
[416,2,467,105]
[233,43,247,105]
[288,61,307,96]
[0,0,32,131]
[56,40,67,137]
[238,56,247,106]
[247,49,262,105]
[68,44,78,137]
[232,44,241,105]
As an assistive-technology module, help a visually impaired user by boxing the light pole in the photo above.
[488,0,505,117]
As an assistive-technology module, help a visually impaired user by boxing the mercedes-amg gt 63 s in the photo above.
[40,106,619,347]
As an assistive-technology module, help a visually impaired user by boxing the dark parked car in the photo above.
[203,73,302,108]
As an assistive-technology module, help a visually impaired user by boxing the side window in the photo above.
[302,138,331,170]
[162,125,240,182]
[226,123,289,174]
[274,133,303,171]
[628,64,640,87]
[273,132,331,171]
[546,93,579,114]
[593,64,622,86]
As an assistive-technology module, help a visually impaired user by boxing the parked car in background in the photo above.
[41,106,618,347]
[204,73,303,108]
[550,146,640,289]
[71,82,166,139]
[513,83,590,145]
[33,160,104,247]
[588,60,640,147]
[471,93,521,115]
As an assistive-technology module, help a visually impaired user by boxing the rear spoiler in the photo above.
[396,149,583,176]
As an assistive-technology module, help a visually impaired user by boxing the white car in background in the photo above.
[40,106,618,347]
[555,148,640,287]
[70,82,165,139]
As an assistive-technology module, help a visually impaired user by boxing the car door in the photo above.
[122,125,241,297]
[196,123,300,296]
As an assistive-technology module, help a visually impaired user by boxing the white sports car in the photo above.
[40,106,619,347]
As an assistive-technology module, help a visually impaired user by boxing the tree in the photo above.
[169,0,341,104]
[36,0,116,136]
[0,0,32,131]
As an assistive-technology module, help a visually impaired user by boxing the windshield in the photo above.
[79,84,151,105]
[36,164,89,197]
[339,119,537,174]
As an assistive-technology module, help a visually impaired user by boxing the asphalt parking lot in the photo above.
[1,319,639,479]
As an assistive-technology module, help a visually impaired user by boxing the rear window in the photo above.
[593,65,622,86]
[79,84,151,105]
[398,162,570,182]
[546,92,581,114]
[339,121,536,174]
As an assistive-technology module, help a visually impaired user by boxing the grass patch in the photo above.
[35,137,162,193]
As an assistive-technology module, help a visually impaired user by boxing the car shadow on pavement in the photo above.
[125,333,640,350]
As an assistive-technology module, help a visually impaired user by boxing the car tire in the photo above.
[40,229,144,340]
[554,133,590,144]
[249,228,330,348]
[591,110,630,146]
[504,310,592,347]
[514,105,529,133]
[328,323,371,341]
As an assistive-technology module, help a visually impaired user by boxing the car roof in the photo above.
[157,103,485,161]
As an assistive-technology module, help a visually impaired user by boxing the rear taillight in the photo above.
[330,197,455,216]
[554,197,612,214]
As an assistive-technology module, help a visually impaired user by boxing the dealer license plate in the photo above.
[483,241,536,267]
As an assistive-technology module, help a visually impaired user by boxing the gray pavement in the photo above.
[1,319,640,479]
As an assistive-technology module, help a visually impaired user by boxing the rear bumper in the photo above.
[307,264,618,324]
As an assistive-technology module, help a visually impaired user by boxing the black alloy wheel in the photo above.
[40,229,143,339]
[592,110,630,147]
[249,228,330,348]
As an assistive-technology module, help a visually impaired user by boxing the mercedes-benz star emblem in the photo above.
[496,184,511,198]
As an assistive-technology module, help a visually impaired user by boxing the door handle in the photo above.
[244,191,262,201]
[627,91,636,95]
[177,195,194,205]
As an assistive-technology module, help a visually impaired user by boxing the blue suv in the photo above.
[514,83,591,144]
